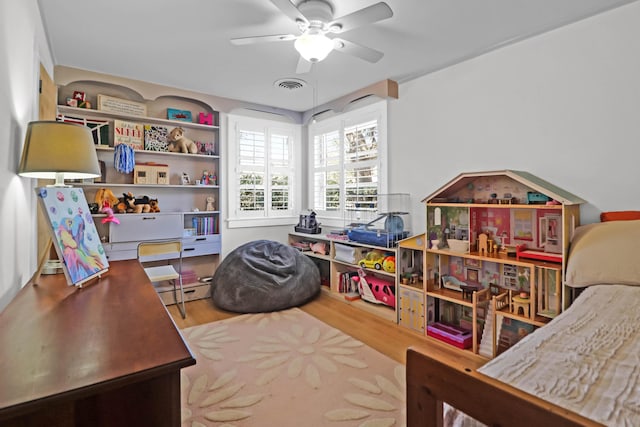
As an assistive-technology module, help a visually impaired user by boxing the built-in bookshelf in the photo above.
[55,68,222,304]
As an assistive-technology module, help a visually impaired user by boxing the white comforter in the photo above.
[446,284,640,427]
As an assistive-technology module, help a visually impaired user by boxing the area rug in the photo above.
[180,308,406,427]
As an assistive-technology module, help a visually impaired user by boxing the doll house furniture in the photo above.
[407,217,640,427]
[422,170,585,358]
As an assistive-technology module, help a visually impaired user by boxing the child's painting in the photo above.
[37,187,109,287]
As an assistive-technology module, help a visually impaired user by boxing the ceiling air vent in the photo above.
[274,78,307,91]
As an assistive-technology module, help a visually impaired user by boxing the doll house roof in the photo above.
[421,170,586,205]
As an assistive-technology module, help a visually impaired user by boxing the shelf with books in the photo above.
[55,71,222,305]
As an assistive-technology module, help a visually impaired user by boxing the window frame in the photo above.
[307,100,388,228]
[227,115,301,228]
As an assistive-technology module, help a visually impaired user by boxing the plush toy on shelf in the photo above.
[130,194,151,214]
[167,127,198,154]
[116,193,134,214]
[149,198,160,213]
[94,188,120,224]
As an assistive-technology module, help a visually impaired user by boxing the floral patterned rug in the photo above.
[180,308,406,427]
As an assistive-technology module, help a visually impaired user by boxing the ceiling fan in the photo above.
[230,0,393,74]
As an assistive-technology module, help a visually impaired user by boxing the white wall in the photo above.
[389,1,640,234]
[0,1,53,310]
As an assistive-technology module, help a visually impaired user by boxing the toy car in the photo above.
[359,251,385,270]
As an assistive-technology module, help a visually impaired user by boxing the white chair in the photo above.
[137,240,186,319]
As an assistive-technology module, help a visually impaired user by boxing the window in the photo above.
[308,101,387,227]
[228,115,300,227]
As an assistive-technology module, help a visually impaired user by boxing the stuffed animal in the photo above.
[95,188,119,209]
[133,195,151,213]
[149,198,160,213]
[95,188,121,224]
[116,193,134,214]
[167,127,198,154]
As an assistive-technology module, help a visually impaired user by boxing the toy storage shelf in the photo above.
[55,68,221,304]
[288,231,398,323]
[423,170,585,359]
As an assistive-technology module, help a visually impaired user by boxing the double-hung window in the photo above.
[308,101,387,227]
[228,115,300,227]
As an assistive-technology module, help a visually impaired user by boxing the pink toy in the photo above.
[310,241,327,255]
[198,112,213,125]
[101,205,120,224]
[354,269,395,309]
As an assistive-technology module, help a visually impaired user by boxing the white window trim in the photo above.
[307,100,388,228]
[227,115,301,228]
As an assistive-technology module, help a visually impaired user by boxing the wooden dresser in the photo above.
[0,260,195,427]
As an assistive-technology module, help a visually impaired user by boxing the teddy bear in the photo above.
[167,127,198,154]
[148,198,160,213]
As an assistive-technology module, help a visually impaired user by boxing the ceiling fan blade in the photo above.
[296,56,313,74]
[269,0,308,24]
[333,38,384,63]
[329,2,393,34]
[230,34,297,45]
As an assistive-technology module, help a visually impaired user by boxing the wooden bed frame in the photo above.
[406,341,604,427]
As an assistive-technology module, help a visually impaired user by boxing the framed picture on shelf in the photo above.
[181,172,191,185]
[97,94,147,116]
[113,120,144,150]
[167,108,193,122]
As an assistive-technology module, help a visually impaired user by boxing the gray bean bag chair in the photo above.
[212,240,321,313]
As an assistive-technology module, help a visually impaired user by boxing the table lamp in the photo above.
[18,121,101,186]
[18,120,101,281]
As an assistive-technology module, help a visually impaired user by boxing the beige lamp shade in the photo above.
[18,121,101,186]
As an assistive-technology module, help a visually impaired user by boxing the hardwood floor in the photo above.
[167,291,487,365]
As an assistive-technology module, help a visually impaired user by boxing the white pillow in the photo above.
[566,220,640,287]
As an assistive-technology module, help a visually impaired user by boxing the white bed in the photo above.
[408,219,640,427]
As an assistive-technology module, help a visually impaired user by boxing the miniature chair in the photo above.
[137,240,186,319]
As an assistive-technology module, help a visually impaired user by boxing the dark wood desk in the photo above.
[0,260,195,426]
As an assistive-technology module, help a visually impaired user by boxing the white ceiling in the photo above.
[38,0,636,113]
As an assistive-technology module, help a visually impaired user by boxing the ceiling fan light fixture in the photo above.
[294,32,334,63]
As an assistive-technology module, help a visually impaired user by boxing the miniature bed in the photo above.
[407,218,640,427]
